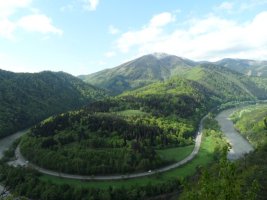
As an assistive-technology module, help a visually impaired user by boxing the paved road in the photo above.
[6,107,255,181]
[0,130,28,198]
[0,130,28,197]
[216,108,254,160]
[0,130,28,158]
[14,116,207,181]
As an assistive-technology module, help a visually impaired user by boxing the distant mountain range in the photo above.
[2,53,267,137]
[79,53,267,94]
[79,53,197,94]
[0,70,107,137]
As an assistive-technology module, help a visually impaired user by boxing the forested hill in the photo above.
[79,53,196,94]
[0,69,107,138]
[181,64,267,101]
[215,58,267,77]
[79,53,267,95]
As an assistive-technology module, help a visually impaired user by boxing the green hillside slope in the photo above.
[0,69,107,138]
[79,53,196,94]
[182,64,267,101]
[215,58,267,77]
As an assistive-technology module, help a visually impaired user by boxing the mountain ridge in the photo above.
[79,53,267,94]
[0,69,107,138]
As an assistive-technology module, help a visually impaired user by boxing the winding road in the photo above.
[0,106,255,182]
[0,130,28,197]
[13,116,206,181]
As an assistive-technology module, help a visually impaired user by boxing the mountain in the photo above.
[215,58,267,77]
[0,69,107,138]
[120,76,217,119]
[182,64,267,101]
[79,53,197,94]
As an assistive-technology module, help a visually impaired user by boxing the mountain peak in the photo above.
[151,52,170,59]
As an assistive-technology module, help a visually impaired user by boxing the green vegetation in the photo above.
[181,105,267,200]
[230,104,267,147]
[20,77,215,175]
[157,145,194,162]
[114,109,149,117]
[216,58,267,77]
[183,64,267,101]
[0,70,107,138]
[2,55,267,199]
[38,134,216,189]
[0,126,223,200]
[79,54,196,94]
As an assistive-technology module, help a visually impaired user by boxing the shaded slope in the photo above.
[215,58,267,77]
[182,64,267,101]
[0,69,107,138]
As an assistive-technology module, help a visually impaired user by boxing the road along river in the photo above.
[14,115,206,181]
[216,108,254,160]
[0,106,255,182]
[0,130,28,196]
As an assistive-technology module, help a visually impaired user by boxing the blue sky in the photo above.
[0,0,267,75]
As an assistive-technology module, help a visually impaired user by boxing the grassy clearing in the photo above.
[114,109,149,117]
[156,145,194,162]
[39,135,216,189]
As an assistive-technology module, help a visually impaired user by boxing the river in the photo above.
[215,108,254,160]
[0,129,28,196]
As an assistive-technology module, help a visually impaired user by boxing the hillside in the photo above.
[215,58,267,77]
[182,104,267,200]
[79,53,196,94]
[0,69,107,138]
[80,53,267,95]
[20,77,214,176]
[182,64,267,101]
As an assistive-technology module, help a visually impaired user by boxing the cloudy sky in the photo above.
[0,0,267,75]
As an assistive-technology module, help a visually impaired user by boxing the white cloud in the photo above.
[217,2,233,10]
[105,51,116,58]
[0,19,16,39]
[114,11,267,61]
[60,4,74,12]
[116,12,175,53]
[0,0,32,18]
[149,12,175,27]
[83,0,99,11]
[109,25,120,35]
[17,14,63,35]
[240,0,267,12]
[0,1,63,39]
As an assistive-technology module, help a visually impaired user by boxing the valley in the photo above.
[1,53,267,199]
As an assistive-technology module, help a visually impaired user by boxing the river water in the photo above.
[216,108,254,160]
[0,130,28,158]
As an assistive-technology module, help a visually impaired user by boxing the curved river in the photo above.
[215,108,254,160]
[0,107,254,183]
[0,130,28,196]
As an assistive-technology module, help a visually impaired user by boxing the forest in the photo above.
[0,70,106,138]
[20,78,209,175]
[180,105,267,200]
[1,65,267,199]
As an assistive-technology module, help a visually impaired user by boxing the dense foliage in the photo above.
[230,104,267,147]
[20,77,214,175]
[0,69,107,138]
[0,163,182,200]
[215,58,267,77]
[183,64,267,101]
[181,105,267,200]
